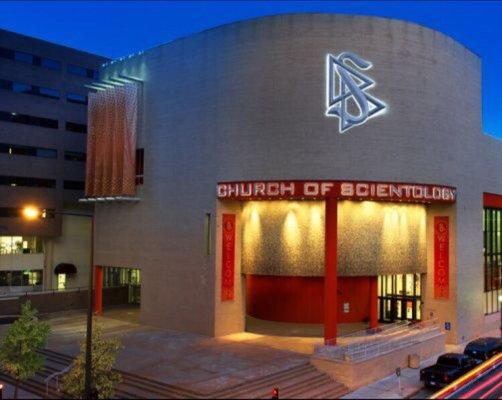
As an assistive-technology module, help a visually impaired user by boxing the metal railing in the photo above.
[45,365,71,395]
[0,284,128,300]
[316,319,441,362]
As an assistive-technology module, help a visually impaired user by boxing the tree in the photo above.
[60,324,122,399]
[0,301,51,399]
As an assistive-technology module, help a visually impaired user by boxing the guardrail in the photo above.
[316,319,441,362]
[45,365,71,395]
[0,285,128,300]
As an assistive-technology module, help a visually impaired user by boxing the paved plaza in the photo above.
[38,307,316,394]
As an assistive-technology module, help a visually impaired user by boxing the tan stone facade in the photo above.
[91,14,502,344]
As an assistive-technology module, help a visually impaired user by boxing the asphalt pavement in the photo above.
[448,363,502,399]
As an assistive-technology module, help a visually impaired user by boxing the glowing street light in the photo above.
[22,206,41,220]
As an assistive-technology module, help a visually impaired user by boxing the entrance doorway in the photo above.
[378,273,422,322]
[103,267,141,305]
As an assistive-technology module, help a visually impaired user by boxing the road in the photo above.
[449,363,502,399]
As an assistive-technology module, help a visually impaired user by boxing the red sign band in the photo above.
[217,180,456,204]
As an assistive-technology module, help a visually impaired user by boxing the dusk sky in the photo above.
[1,1,501,137]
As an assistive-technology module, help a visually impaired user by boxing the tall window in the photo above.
[484,208,502,314]
[135,148,144,185]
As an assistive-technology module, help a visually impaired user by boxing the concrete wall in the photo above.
[0,286,128,315]
[44,214,92,290]
[93,14,502,339]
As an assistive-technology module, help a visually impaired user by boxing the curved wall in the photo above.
[242,200,427,277]
[246,275,371,324]
[92,13,502,338]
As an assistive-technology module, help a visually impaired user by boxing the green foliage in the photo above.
[0,301,51,398]
[60,323,122,399]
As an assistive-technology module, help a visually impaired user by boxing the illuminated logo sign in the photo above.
[326,52,386,133]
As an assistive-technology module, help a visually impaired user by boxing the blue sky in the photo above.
[1,1,501,137]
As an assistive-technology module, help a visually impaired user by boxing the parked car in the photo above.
[420,353,481,388]
[464,337,502,361]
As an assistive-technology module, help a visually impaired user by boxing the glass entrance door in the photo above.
[378,273,422,322]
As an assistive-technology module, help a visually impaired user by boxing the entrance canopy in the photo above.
[54,263,77,275]
[217,180,457,204]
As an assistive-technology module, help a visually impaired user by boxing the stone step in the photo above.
[297,381,349,399]
[219,365,346,400]
[214,363,313,398]
[268,370,335,399]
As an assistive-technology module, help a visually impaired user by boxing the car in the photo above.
[420,353,482,388]
[463,337,502,361]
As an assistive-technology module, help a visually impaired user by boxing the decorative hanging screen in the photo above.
[85,82,139,197]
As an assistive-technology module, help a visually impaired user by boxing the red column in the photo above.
[369,276,378,329]
[94,265,103,315]
[324,197,338,345]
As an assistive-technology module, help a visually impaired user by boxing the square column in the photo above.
[324,197,338,345]
[369,276,379,329]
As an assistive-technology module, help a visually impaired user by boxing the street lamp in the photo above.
[22,206,94,399]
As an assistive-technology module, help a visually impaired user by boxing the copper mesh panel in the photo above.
[85,82,139,197]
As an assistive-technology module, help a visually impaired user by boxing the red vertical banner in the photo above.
[221,214,236,301]
[94,265,103,315]
[434,216,449,299]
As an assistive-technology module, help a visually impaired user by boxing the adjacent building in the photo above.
[82,14,500,345]
[0,28,107,294]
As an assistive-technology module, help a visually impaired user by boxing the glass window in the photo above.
[36,147,58,159]
[65,121,87,133]
[484,207,502,315]
[57,273,66,290]
[0,175,56,188]
[64,151,86,162]
[0,46,14,60]
[38,87,60,99]
[396,274,403,295]
[415,274,421,296]
[13,82,33,94]
[67,64,98,79]
[0,272,9,286]
[135,148,144,185]
[14,51,34,64]
[0,79,12,90]
[66,93,87,105]
[0,110,58,129]
[41,57,61,70]
[204,213,211,256]
[27,270,42,285]
[63,180,85,190]
[0,236,41,254]
[386,275,393,295]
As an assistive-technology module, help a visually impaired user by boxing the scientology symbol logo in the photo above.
[325,52,387,133]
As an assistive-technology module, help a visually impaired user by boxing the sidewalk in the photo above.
[341,353,437,399]
[341,331,501,400]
